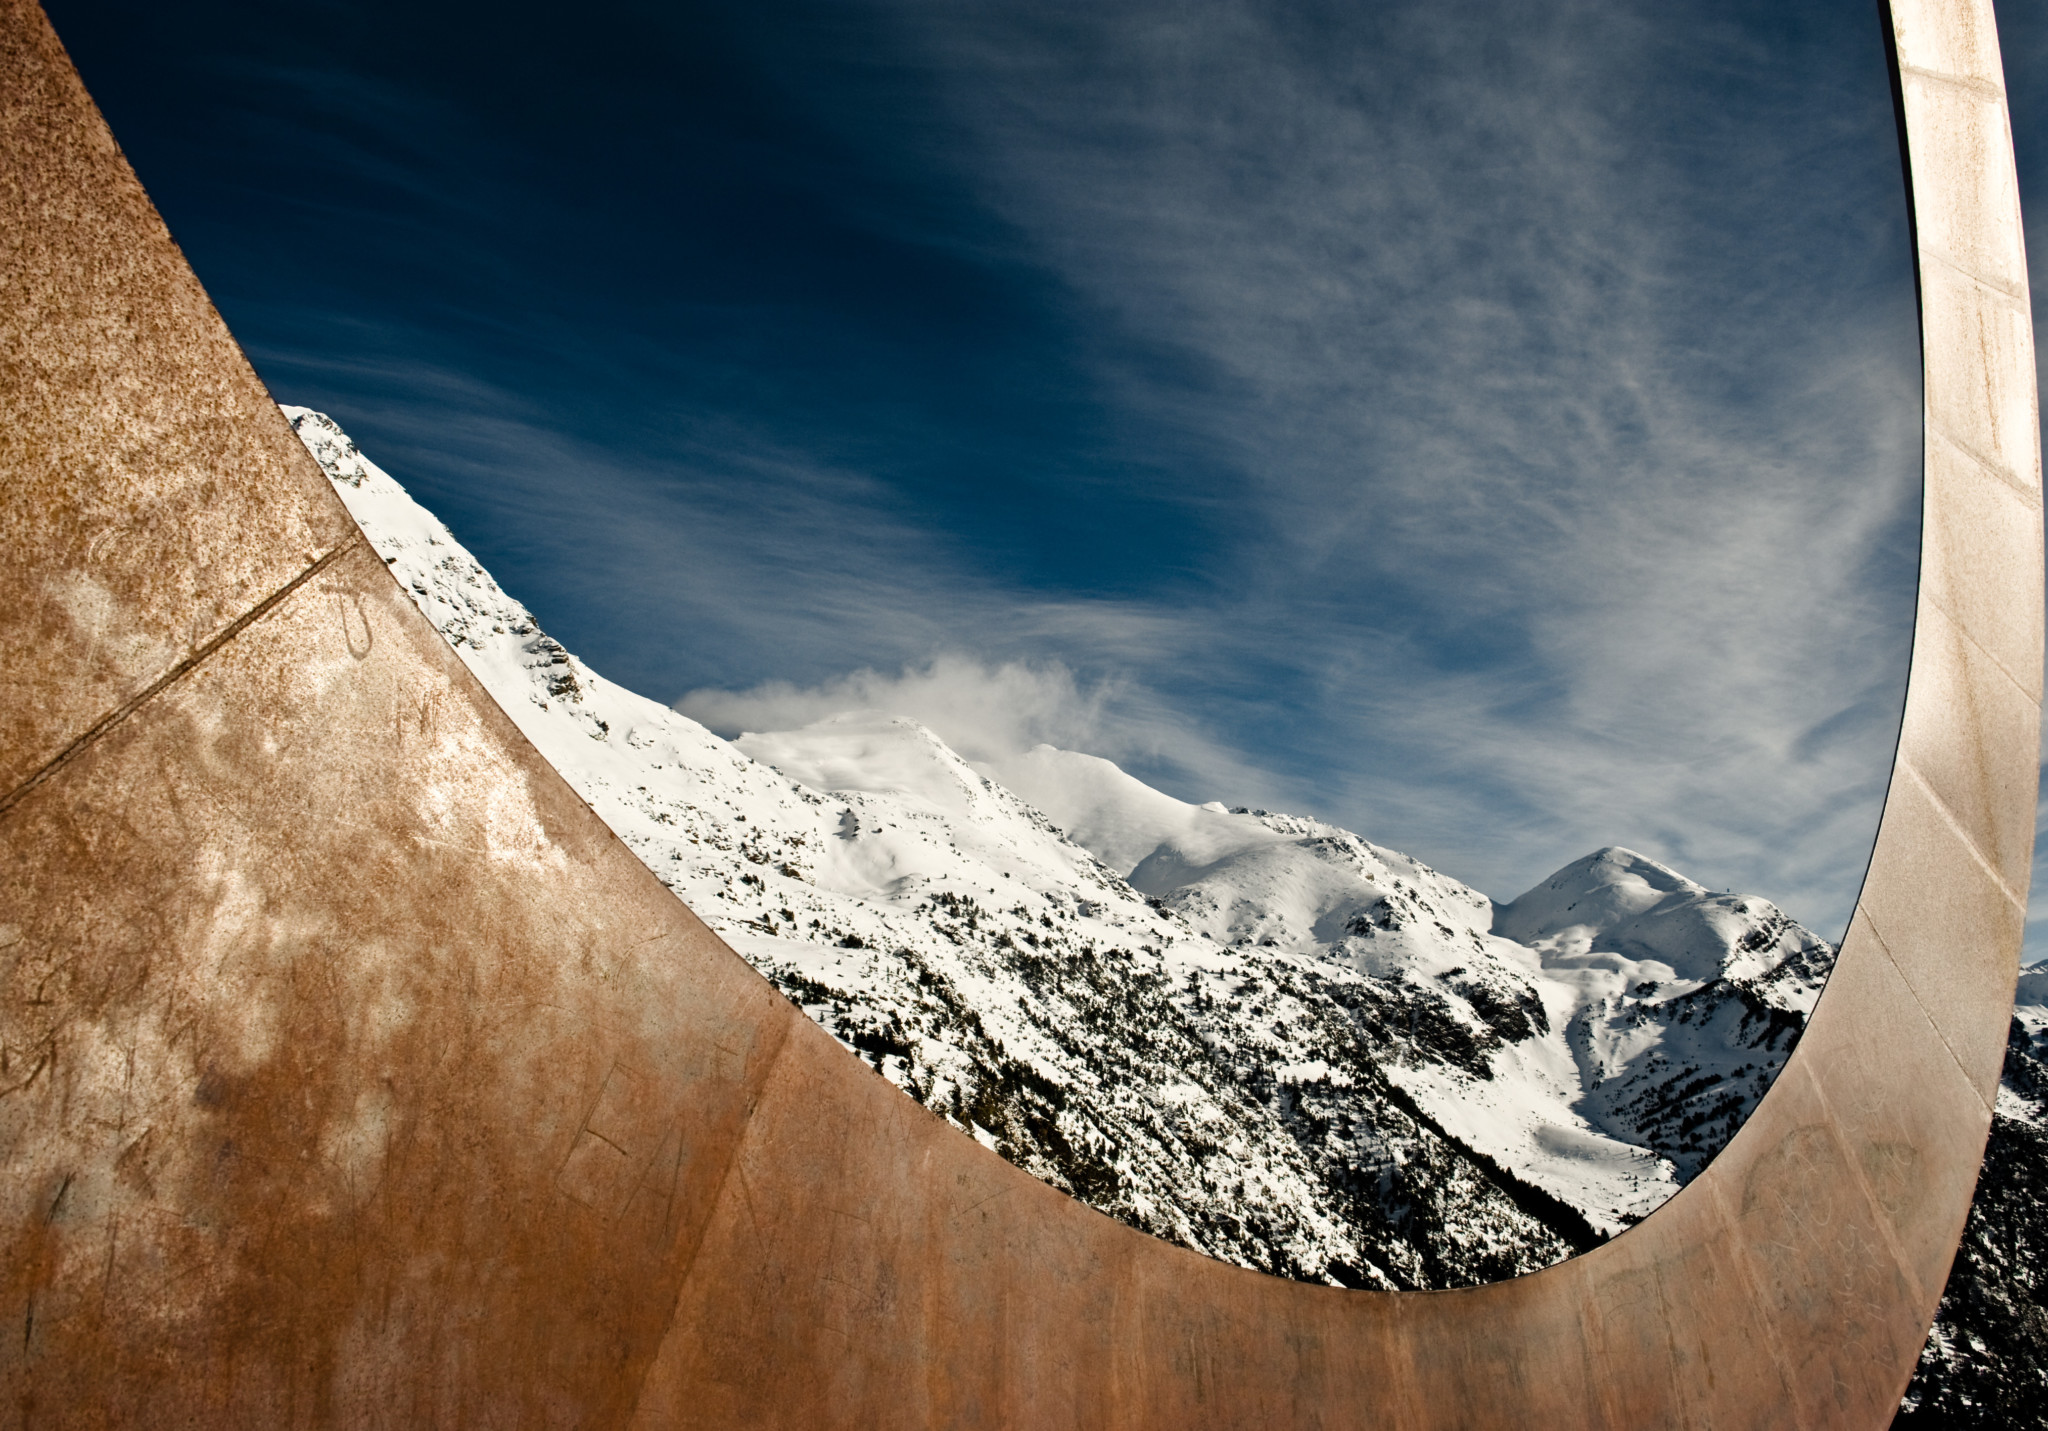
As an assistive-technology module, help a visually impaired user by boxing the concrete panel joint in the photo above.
[0,0,2035,1424]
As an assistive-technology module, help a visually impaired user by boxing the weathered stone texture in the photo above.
[0,0,2035,1425]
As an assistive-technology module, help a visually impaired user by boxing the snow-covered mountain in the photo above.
[288,405,1591,1286]
[988,745,1833,1225]
[286,406,2048,1421]
[1897,971,2048,1427]
[288,409,1931,1287]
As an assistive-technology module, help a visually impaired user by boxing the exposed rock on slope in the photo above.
[1495,848,1832,1185]
[288,407,1583,1286]
[1895,968,2048,1429]
[285,405,1831,1294]
[997,746,1832,1230]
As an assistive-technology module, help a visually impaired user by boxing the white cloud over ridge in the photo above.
[678,654,1284,811]
[659,0,1927,934]
[244,0,1966,944]
[680,656,1114,763]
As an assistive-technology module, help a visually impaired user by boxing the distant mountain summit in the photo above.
[1496,845,1833,1184]
[276,402,1827,1271]
[286,407,2047,1419]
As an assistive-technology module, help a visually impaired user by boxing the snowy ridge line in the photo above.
[286,404,1874,1290]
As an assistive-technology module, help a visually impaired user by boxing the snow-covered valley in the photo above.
[285,404,2048,1418]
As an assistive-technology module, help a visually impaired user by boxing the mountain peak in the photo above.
[1492,845,1779,984]
[288,404,1840,1282]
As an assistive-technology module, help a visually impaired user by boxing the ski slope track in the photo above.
[0,0,2037,1425]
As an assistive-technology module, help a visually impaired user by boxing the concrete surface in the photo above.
[0,0,2035,1424]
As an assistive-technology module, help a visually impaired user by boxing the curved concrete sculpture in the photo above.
[1,0,2037,1423]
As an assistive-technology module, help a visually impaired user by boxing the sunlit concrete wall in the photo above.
[0,0,2034,1424]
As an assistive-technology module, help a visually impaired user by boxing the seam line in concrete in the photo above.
[1919,246,2029,307]
[1798,1058,1933,1309]
[1897,61,2007,101]
[1925,410,2039,506]
[1921,588,2042,710]
[621,1000,802,1428]
[1897,759,2027,911]
[1699,1172,1810,1428]
[1856,909,1999,1118]
[0,532,364,821]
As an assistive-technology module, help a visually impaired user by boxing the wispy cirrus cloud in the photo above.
[671,0,1926,930]
[67,0,1962,939]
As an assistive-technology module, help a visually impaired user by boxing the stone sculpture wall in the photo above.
[0,0,2036,1424]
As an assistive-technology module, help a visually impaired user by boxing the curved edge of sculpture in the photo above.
[0,0,2036,1425]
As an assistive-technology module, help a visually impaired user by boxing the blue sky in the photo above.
[45,0,2048,951]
